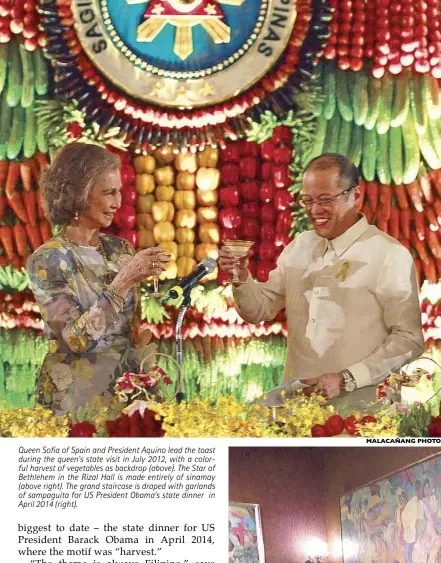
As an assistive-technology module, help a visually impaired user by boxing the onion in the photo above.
[23,37,37,51]
[22,25,37,39]
[415,59,431,73]
[388,61,403,75]
[0,29,11,43]
[10,18,23,34]
[400,53,415,66]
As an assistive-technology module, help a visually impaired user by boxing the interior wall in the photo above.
[323,446,441,562]
[229,447,327,563]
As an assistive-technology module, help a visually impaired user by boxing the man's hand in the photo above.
[218,247,250,282]
[301,372,344,400]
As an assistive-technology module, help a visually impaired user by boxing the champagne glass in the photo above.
[148,260,163,298]
[222,240,254,285]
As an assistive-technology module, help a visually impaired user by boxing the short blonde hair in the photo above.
[41,142,120,225]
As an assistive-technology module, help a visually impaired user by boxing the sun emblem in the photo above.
[126,0,245,60]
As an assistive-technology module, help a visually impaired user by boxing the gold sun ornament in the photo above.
[126,0,245,60]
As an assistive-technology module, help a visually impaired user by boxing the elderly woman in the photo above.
[27,143,170,415]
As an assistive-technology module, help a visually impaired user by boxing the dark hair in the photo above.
[305,153,359,188]
[41,142,120,225]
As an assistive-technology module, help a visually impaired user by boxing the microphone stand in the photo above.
[175,290,191,404]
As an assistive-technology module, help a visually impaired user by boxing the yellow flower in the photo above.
[0,405,69,438]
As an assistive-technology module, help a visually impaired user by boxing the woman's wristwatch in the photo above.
[340,369,357,393]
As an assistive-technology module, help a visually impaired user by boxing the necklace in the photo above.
[61,231,113,296]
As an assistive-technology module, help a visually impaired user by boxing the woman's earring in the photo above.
[75,211,79,221]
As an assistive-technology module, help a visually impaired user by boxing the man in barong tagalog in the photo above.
[219,154,424,409]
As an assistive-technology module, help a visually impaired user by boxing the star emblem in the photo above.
[204,3,217,15]
[127,0,246,60]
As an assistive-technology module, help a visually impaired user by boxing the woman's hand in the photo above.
[112,247,171,295]
[218,247,250,282]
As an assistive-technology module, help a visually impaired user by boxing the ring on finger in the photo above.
[151,261,159,270]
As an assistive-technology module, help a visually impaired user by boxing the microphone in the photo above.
[167,258,217,300]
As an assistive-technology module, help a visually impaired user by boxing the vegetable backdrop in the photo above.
[2,0,441,412]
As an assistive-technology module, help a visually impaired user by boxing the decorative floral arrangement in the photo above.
[114,367,172,403]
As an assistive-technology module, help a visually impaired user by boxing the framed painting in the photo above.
[340,453,441,563]
[229,501,265,563]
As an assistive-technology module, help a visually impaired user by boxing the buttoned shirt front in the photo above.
[233,216,424,390]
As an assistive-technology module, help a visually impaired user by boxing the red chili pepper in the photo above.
[260,182,275,203]
[420,174,434,205]
[410,231,430,264]
[220,163,240,185]
[25,223,42,251]
[367,181,379,212]
[259,140,276,162]
[219,186,240,207]
[39,220,52,243]
[261,222,276,242]
[363,206,373,224]
[0,190,5,223]
[7,192,29,223]
[430,169,441,199]
[22,190,37,227]
[36,189,45,220]
[272,125,292,145]
[425,207,439,232]
[12,224,27,257]
[414,257,422,288]
[394,184,409,209]
[261,203,276,223]
[379,184,392,221]
[412,209,426,241]
[405,180,424,212]
[422,256,438,284]
[400,208,411,240]
[239,157,258,180]
[358,179,367,210]
[376,207,389,233]
[398,236,411,252]
[389,206,400,240]
[426,228,441,259]
[240,180,259,201]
